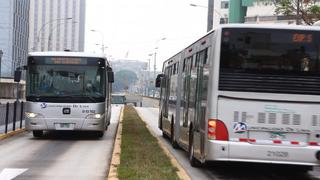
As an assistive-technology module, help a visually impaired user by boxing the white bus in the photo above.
[156,24,320,171]
[25,51,114,138]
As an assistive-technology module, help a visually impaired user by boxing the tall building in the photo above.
[245,1,296,24]
[0,0,29,78]
[29,0,86,52]
[213,0,229,27]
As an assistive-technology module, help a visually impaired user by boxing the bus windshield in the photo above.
[220,28,320,95]
[27,57,106,102]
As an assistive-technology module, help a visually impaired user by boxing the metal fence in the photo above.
[0,101,25,134]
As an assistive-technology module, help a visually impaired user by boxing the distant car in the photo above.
[111,94,126,104]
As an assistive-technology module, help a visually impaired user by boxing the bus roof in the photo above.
[217,23,320,31]
[161,24,320,68]
[28,51,106,59]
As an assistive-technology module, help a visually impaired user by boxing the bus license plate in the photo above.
[55,123,74,130]
[267,151,289,158]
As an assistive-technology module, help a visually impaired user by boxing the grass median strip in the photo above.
[118,106,180,180]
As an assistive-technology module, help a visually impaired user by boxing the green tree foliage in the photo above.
[113,70,138,92]
[272,0,320,25]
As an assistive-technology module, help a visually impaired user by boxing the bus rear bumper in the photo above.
[206,140,320,166]
[26,118,105,131]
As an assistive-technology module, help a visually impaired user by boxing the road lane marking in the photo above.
[0,168,28,180]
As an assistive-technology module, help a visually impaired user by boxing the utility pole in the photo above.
[0,50,3,79]
[296,0,301,25]
[0,50,3,97]
[153,51,157,97]
[207,0,214,32]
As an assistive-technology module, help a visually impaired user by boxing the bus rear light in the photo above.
[273,140,282,144]
[309,142,319,146]
[239,138,256,143]
[208,119,229,141]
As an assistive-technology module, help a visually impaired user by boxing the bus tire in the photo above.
[189,129,201,167]
[33,130,43,138]
[162,131,168,139]
[158,111,163,130]
[171,117,179,149]
[95,131,104,138]
[105,120,110,130]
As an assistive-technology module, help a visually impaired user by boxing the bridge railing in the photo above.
[0,101,25,134]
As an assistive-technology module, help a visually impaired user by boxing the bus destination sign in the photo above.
[45,57,87,65]
[292,33,313,43]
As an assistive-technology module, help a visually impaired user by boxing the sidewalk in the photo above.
[0,121,25,134]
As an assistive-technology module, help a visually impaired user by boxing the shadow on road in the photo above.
[202,162,318,180]
[30,131,105,141]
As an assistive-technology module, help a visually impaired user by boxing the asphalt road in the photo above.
[136,105,320,180]
[0,105,122,180]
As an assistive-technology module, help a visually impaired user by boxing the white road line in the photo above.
[0,168,28,180]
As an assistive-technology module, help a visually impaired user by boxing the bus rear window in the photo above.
[219,28,320,95]
[220,28,319,74]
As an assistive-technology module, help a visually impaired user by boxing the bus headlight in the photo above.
[94,114,102,119]
[25,112,38,118]
[86,113,103,119]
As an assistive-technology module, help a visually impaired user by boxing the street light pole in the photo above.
[296,0,301,25]
[91,29,105,54]
[0,50,3,79]
[148,54,153,96]
[153,49,157,97]
[0,50,3,97]
[190,1,214,32]
[207,0,214,32]
[152,37,166,97]
[34,17,73,51]
[0,49,3,94]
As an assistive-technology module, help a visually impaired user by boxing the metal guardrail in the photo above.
[0,101,25,134]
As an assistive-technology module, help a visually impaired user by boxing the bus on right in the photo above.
[156,24,320,172]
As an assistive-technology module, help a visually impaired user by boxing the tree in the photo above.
[272,0,320,25]
[113,70,138,93]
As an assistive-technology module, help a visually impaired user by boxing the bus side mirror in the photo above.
[155,74,164,88]
[107,67,114,83]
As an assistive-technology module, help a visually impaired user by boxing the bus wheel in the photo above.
[171,118,179,149]
[33,130,43,138]
[105,120,110,130]
[189,130,201,167]
[95,131,104,138]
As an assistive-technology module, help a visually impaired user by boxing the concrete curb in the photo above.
[107,107,123,180]
[135,108,191,180]
[0,128,26,140]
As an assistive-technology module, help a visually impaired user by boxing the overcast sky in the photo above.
[85,0,208,70]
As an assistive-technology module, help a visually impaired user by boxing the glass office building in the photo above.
[0,0,29,78]
[29,0,86,52]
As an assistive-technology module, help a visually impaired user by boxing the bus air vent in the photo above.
[312,115,318,126]
[268,113,276,124]
[293,114,301,125]
[233,111,239,122]
[258,112,266,123]
[282,114,290,125]
[241,112,247,122]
